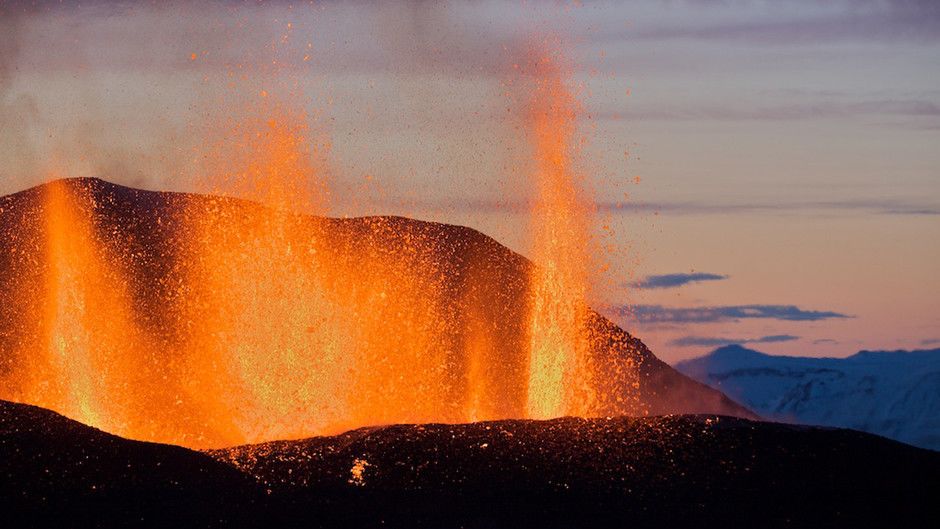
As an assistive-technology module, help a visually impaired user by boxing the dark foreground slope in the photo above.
[3,400,937,529]
[210,416,940,529]
[0,400,261,528]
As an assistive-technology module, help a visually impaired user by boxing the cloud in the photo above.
[670,334,799,347]
[596,99,940,122]
[614,304,851,324]
[920,338,940,346]
[367,195,940,218]
[596,198,940,217]
[813,338,839,345]
[632,272,728,289]
[622,1,940,45]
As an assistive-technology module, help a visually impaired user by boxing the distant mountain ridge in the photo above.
[675,345,940,450]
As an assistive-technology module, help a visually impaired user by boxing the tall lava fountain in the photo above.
[180,95,347,445]
[6,180,159,438]
[178,72,469,444]
[523,46,596,419]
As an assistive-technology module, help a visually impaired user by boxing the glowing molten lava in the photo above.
[181,96,348,445]
[0,41,644,449]
[8,180,146,435]
[524,49,596,419]
[178,94,472,445]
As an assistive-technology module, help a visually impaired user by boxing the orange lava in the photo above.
[176,92,472,446]
[5,180,152,437]
[0,39,640,449]
[179,93,346,445]
[524,47,597,419]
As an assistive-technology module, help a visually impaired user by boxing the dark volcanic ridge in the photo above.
[2,399,938,529]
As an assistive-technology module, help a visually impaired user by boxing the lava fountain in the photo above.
[179,95,351,445]
[0,37,643,448]
[524,46,597,419]
[179,91,466,445]
[5,179,148,436]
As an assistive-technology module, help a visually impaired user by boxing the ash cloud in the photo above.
[0,1,209,192]
[0,1,550,201]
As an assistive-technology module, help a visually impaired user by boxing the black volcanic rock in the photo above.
[2,399,937,528]
[207,416,940,528]
[0,400,261,528]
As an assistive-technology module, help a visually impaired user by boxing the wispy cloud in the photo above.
[623,2,940,45]
[670,334,799,347]
[596,199,940,217]
[813,338,839,345]
[921,338,940,346]
[597,99,940,122]
[632,272,728,289]
[613,304,851,324]
[370,196,940,217]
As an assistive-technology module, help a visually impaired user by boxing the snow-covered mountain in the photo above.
[675,345,940,451]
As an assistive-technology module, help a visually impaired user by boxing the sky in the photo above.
[1,0,938,363]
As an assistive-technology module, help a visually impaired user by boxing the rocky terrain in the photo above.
[2,399,937,528]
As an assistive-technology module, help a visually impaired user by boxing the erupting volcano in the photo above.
[3,3,937,528]
[0,177,745,447]
[0,42,746,448]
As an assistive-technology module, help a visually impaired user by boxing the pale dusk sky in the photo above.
[1,1,937,362]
